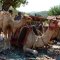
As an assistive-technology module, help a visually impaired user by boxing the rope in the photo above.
[32,35,40,49]
[41,36,47,47]
[32,35,46,49]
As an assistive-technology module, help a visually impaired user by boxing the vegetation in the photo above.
[0,0,27,11]
[48,5,60,16]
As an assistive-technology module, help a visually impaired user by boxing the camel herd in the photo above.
[1,11,60,55]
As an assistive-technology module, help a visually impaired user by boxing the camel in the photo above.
[0,11,32,37]
[0,11,14,38]
[23,20,59,54]
[0,11,14,49]
[0,11,32,49]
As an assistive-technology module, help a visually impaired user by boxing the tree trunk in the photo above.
[2,4,11,11]
[2,0,13,11]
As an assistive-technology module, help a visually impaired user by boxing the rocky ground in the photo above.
[0,42,60,60]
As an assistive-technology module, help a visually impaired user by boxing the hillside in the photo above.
[29,11,48,17]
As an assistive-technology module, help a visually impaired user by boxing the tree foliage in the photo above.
[0,0,27,11]
[48,5,60,16]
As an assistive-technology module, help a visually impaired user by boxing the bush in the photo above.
[48,5,60,16]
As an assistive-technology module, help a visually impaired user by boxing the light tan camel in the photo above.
[0,11,14,49]
[0,11,14,38]
[23,20,59,52]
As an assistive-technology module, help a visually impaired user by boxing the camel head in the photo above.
[0,11,11,16]
[49,20,59,30]
[47,16,60,30]
[0,11,12,22]
[22,16,32,25]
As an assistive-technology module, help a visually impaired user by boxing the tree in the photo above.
[48,5,60,16]
[0,0,27,11]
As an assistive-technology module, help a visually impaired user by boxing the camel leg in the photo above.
[3,30,11,50]
[8,31,13,49]
[3,32,8,50]
[23,45,38,57]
